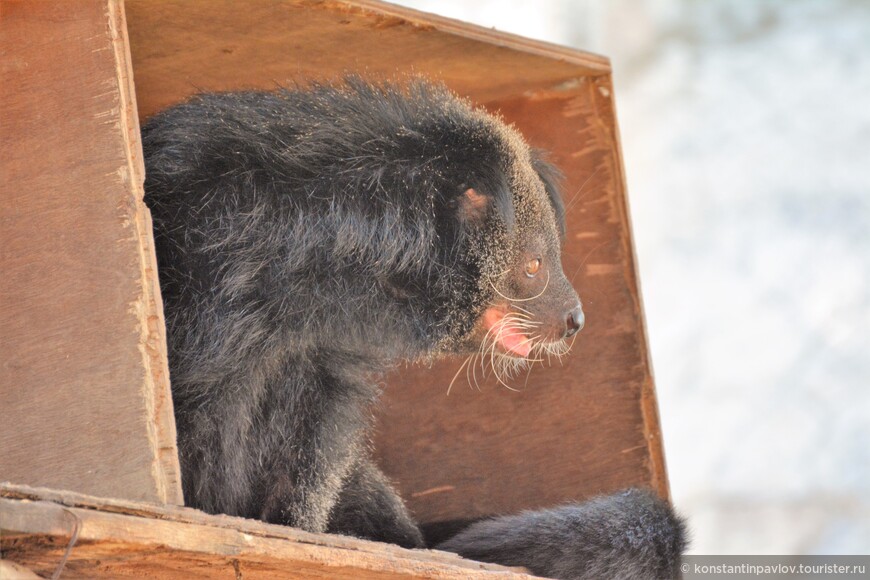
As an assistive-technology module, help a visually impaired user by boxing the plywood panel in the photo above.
[125,0,609,118]
[0,484,535,579]
[0,0,182,504]
[124,0,668,527]
[375,80,668,534]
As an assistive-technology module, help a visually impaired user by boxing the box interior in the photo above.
[124,0,667,534]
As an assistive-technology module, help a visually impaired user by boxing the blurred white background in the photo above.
[394,0,870,554]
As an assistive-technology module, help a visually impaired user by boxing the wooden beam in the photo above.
[0,0,182,504]
[0,484,535,579]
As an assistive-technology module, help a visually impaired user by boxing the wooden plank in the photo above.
[124,0,609,119]
[0,483,536,579]
[374,80,670,534]
[0,0,182,504]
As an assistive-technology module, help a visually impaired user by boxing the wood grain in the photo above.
[126,0,669,525]
[0,483,536,579]
[125,0,609,118]
[0,0,182,504]
[376,80,670,530]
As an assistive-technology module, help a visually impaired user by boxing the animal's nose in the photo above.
[565,304,585,337]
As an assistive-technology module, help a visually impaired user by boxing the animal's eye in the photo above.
[525,257,542,277]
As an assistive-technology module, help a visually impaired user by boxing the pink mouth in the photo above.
[482,308,532,358]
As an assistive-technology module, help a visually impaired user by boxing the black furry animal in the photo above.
[142,78,685,579]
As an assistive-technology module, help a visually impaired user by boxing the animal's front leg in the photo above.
[258,453,353,533]
[255,365,375,533]
[327,457,424,548]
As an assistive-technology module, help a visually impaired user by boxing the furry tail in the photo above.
[436,488,687,580]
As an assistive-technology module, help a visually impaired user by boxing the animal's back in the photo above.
[143,80,502,526]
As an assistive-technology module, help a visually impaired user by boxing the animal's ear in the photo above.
[531,150,566,237]
[445,176,514,232]
[458,187,489,222]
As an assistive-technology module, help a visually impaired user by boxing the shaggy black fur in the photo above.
[142,78,686,579]
[439,489,686,579]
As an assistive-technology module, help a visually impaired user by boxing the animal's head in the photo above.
[334,79,582,369]
[427,102,584,382]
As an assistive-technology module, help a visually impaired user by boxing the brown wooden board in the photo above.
[0,1,182,505]
[376,83,668,532]
[0,483,536,579]
[125,0,610,120]
[124,0,669,527]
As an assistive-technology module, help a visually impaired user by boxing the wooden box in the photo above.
[1,0,668,576]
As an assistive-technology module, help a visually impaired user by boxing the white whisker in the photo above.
[489,270,550,303]
[512,305,534,316]
[447,355,472,396]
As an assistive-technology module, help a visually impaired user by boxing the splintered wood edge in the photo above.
[329,0,611,76]
[108,0,183,504]
[0,483,538,579]
[594,76,671,501]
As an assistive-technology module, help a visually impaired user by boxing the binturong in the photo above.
[142,78,686,580]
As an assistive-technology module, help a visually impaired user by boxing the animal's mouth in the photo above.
[450,305,574,394]
[481,307,533,358]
